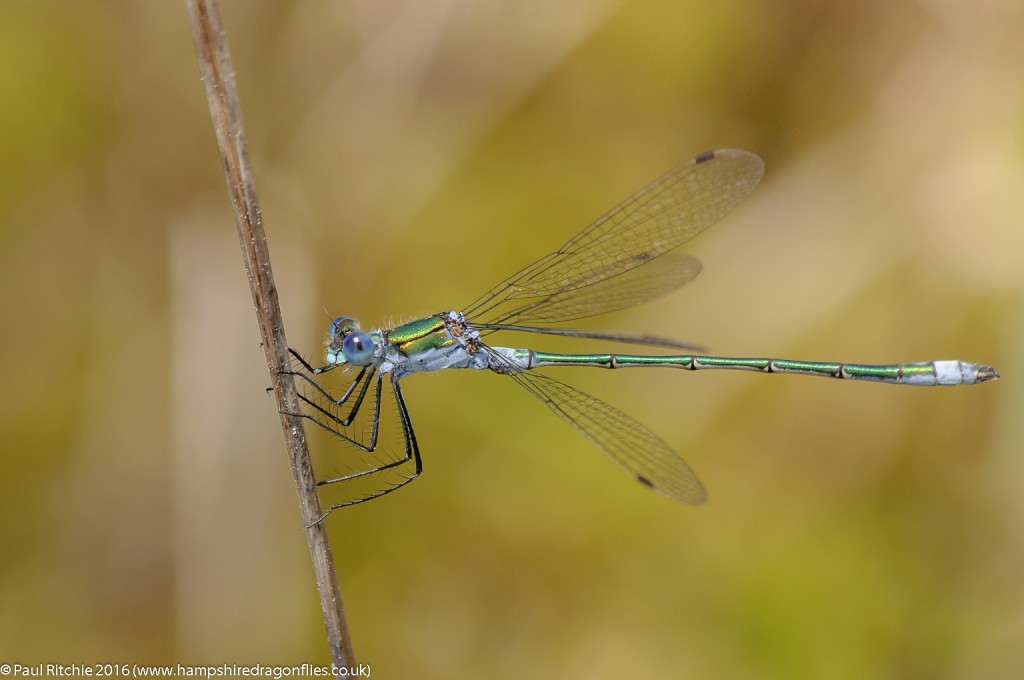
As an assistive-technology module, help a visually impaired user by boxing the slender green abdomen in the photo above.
[515,350,997,386]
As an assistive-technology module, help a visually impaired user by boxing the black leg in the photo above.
[309,373,422,525]
[282,350,380,451]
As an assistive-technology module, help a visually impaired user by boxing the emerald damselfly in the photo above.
[287,149,998,518]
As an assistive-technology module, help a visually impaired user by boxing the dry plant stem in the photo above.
[184,0,356,668]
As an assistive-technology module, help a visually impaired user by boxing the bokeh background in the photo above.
[1,1,1021,678]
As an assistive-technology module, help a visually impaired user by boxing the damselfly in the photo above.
[287,149,998,518]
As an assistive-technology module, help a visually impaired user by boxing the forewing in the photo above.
[464,149,763,325]
[492,253,702,325]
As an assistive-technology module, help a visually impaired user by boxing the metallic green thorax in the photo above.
[386,315,453,356]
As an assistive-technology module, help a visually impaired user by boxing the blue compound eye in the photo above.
[325,316,361,365]
[342,332,375,366]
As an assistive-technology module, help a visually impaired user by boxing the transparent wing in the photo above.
[506,368,707,504]
[463,149,763,326]
[486,253,702,325]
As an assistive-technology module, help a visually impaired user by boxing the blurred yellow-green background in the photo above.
[1,1,1021,678]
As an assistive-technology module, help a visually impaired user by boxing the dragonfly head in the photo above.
[325,316,376,367]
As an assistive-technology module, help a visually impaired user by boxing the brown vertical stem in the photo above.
[184,0,356,668]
